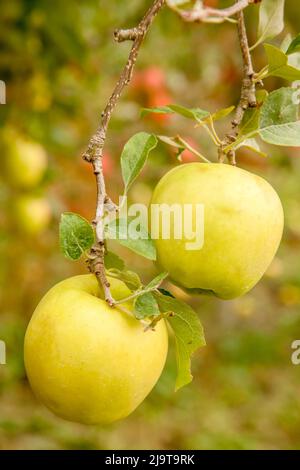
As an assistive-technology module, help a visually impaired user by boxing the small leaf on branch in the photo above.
[209,106,235,122]
[142,104,209,122]
[104,251,125,271]
[121,132,158,193]
[252,0,285,50]
[260,87,299,128]
[157,135,185,150]
[168,104,209,121]
[236,138,267,158]
[156,294,206,390]
[141,106,174,117]
[257,87,300,146]
[107,268,142,291]
[259,122,300,146]
[134,292,160,320]
[59,212,95,261]
[105,218,156,261]
[264,44,300,81]
[239,90,268,136]
[146,272,169,290]
[286,34,300,55]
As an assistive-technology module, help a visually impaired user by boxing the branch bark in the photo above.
[169,0,261,24]
[222,7,258,164]
[232,10,257,128]
[83,0,165,306]
[169,0,261,164]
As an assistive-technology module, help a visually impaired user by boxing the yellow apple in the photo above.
[5,136,47,189]
[150,162,284,300]
[24,274,168,424]
[14,195,51,235]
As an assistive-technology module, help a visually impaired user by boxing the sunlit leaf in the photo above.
[121,132,157,193]
[253,0,285,49]
[260,87,299,128]
[264,44,300,81]
[142,104,209,122]
[105,218,156,261]
[156,294,205,390]
[134,292,160,319]
[104,251,125,271]
[59,212,94,260]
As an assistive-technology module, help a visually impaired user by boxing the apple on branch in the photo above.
[24,274,168,425]
[150,163,284,300]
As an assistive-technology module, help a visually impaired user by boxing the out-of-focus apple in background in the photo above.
[4,131,48,190]
[14,195,51,235]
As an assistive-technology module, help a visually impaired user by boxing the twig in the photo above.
[168,0,260,24]
[222,6,259,164]
[232,10,257,128]
[168,0,261,164]
[83,0,165,306]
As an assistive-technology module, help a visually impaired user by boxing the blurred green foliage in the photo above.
[1,0,300,450]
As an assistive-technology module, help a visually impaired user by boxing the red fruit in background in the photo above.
[148,90,172,124]
[132,66,166,94]
[79,151,114,177]
[102,151,114,176]
[167,136,200,163]
[204,0,218,6]
[143,66,166,91]
[179,137,200,163]
[221,63,240,85]
[131,71,144,92]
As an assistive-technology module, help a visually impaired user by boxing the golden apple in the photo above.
[5,136,47,189]
[150,163,284,300]
[24,275,168,424]
[14,195,51,235]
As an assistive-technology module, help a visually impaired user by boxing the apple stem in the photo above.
[82,0,165,306]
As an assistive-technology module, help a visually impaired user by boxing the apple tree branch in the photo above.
[82,0,165,306]
[168,0,260,23]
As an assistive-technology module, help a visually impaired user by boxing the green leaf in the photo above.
[142,104,209,122]
[157,135,185,150]
[104,251,125,271]
[253,0,285,49]
[59,212,94,261]
[168,104,209,121]
[259,122,300,146]
[281,33,292,53]
[107,268,142,291]
[239,90,268,135]
[287,34,300,55]
[257,87,300,146]
[134,292,160,320]
[141,106,174,117]
[156,294,206,390]
[121,132,157,193]
[209,106,235,122]
[236,138,267,158]
[146,272,169,290]
[260,87,299,128]
[105,218,156,261]
[264,44,300,81]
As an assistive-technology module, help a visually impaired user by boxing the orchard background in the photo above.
[1,0,300,450]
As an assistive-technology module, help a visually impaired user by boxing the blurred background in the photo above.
[1,0,300,450]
